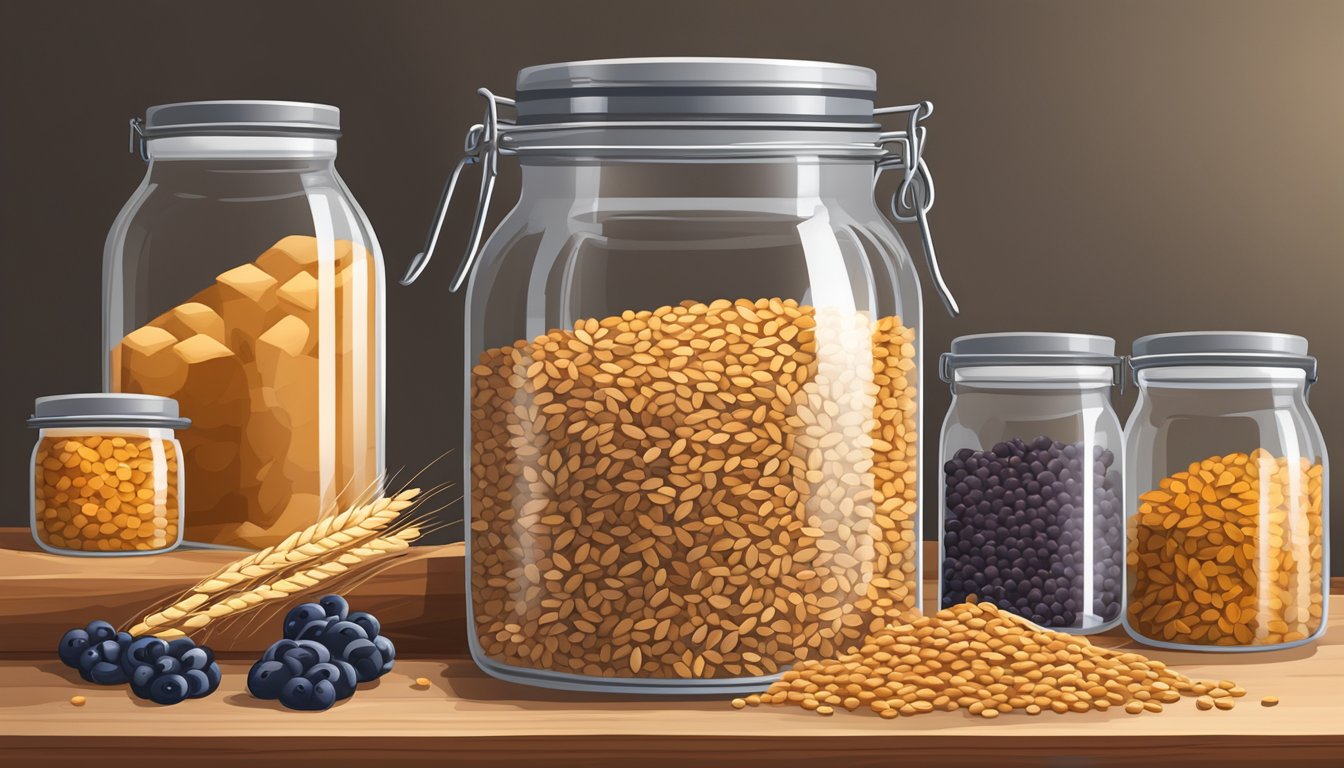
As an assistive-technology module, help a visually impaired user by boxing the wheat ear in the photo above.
[129,489,422,637]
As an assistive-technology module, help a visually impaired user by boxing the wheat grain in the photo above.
[129,491,423,637]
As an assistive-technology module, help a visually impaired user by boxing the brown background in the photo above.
[1,0,1341,572]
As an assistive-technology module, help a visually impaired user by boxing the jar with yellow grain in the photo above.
[29,394,189,556]
[404,58,960,693]
[1124,332,1329,651]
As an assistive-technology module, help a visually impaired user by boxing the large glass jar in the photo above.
[937,334,1125,633]
[104,101,384,550]
[404,58,959,693]
[1124,332,1328,651]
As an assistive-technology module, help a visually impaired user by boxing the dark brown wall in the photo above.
[2,0,1341,572]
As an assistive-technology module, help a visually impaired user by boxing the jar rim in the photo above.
[28,393,190,430]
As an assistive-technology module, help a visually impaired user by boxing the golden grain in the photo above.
[740,599,1238,720]
[470,299,918,679]
[1128,451,1324,647]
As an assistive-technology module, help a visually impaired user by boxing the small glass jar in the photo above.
[938,333,1125,633]
[105,101,384,549]
[1124,332,1329,651]
[29,394,189,556]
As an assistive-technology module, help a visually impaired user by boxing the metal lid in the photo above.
[1129,331,1316,382]
[138,100,341,139]
[28,393,191,430]
[514,57,878,125]
[940,333,1122,385]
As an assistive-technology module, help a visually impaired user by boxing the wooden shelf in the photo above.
[1,529,1341,766]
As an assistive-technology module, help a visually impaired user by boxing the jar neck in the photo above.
[515,157,878,204]
[1137,366,1309,393]
[145,135,339,162]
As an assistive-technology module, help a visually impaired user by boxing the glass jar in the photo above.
[937,334,1125,633]
[104,101,385,550]
[1124,332,1329,651]
[404,58,960,693]
[29,394,188,556]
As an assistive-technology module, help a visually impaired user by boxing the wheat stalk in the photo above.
[129,489,424,638]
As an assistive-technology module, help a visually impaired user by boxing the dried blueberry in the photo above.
[347,611,381,639]
[282,603,327,640]
[149,673,189,705]
[294,619,329,641]
[247,660,293,700]
[310,679,337,710]
[317,621,368,656]
[85,620,116,643]
[278,677,319,710]
[373,635,396,675]
[183,668,218,698]
[77,647,103,674]
[130,664,156,693]
[166,638,197,658]
[304,662,356,700]
[96,639,122,665]
[57,628,90,668]
[319,595,349,620]
[262,639,300,662]
[122,637,168,674]
[89,661,128,685]
[154,655,182,676]
[178,647,213,672]
[342,639,384,683]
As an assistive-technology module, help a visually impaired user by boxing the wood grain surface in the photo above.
[2,530,1342,766]
[0,529,464,656]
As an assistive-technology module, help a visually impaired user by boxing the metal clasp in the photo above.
[128,118,149,163]
[400,89,515,289]
[875,102,958,317]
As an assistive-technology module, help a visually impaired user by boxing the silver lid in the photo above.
[940,333,1122,385]
[1129,331,1316,382]
[139,100,341,138]
[28,393,190,430]
[1132,331,1308,358]
[514,57,877,125]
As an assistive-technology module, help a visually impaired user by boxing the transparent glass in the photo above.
[938,367,1124,633]
[103,136,384,549]
[1123,367,1329,651]
[31,427,183,556]
[465,157,924,693]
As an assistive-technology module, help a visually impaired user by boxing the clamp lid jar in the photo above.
[938,333,1125,632]
[406,57,960,693]
[29,394,189,556]
[106,100,385,550]
[1123,331,1328,651]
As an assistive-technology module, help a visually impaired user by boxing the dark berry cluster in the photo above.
[941,437,1123,628]
[248,594,395,711]
[57,620,221,705]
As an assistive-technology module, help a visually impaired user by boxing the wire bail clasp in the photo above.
[400,89,514,289]
[128,118,149,163]
[876,101,958,317]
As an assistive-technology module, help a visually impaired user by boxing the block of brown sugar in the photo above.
[115,325,185,392]
[172,334,249,414]
[277,271,318,312]
[154,302,226,345]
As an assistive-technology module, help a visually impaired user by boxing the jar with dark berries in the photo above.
[938,333,1125,633]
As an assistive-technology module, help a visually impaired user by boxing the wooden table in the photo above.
[1,530,1341,767]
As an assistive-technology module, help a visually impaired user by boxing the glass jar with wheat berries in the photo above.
[29,394,189,556]
[1124,332,1329,651]
[404,58,961,693]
